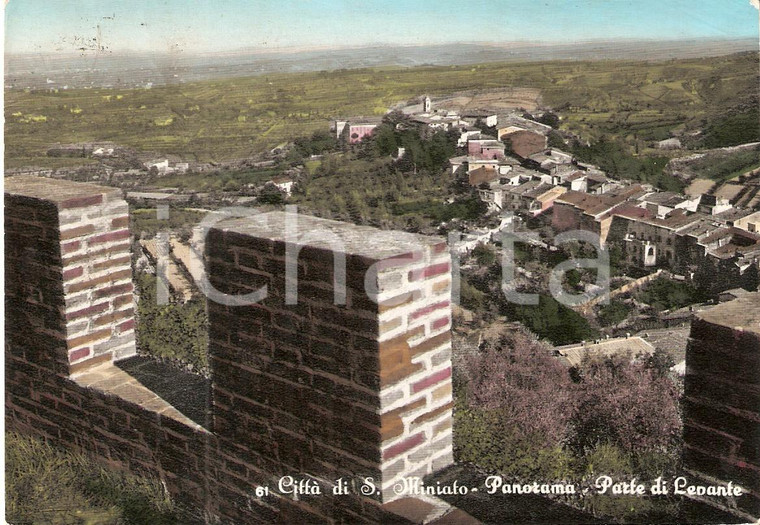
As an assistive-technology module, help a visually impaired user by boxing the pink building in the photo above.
[348,123,379,144]
[468,139,506,160]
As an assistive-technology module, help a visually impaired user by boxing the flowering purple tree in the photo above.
[570,356,682,456]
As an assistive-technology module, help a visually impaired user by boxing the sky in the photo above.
[4,0,760,55]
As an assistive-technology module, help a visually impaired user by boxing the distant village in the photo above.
[334,95,760,297]
[330,95,760,375]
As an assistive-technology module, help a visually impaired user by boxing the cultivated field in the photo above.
[5,52,758,168]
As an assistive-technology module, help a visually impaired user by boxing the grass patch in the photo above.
[635,276,704,312]
[135,273,209,375]
[6,431,178,524]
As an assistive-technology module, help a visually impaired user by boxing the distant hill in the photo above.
[5,38,757,90]
[5,50,758,167]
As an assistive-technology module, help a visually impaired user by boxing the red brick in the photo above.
[93,308,133,327]
[89,229,130,245]
[378,290,422,313]
[409,332,451,358]
[410,301,450,321]
[67,302,109,321]
[412,367,452,394]
[68,347,91,362]
[93,282,134,299]
[62,241,81,254]
[92,255,131,271]
[411,401,453,426]
[60,224,96,240]
[431,317,450,331]
[432,242,448,254]
[62,266,84,281]
[111,216,129,228]
[67,269,131,294]
[380,398,427,441]
[63,243,131,265]
[68,351,112,374]
[409,262,450,282]
[118,319,135,333]
[383,432,425,460]
[60,194,103,209]
[67,328,112,350]
[376,251,423,271]
[112,294,133,308]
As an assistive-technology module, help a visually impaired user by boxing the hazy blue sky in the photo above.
[5,0,759,54]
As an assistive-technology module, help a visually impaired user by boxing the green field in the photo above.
[5,52,758,168]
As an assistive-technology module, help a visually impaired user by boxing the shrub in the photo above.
[597,300,632,326]
[135,273,209,375]
[570,356,682,457]
[455,327,575,480]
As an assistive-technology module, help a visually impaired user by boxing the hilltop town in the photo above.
[5,52,760,524]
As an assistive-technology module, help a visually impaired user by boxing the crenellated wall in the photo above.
[5,177,459,524]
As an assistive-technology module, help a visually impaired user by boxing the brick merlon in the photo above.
[4,176,122,208]
[694,293,760,335]
[212,211,445,263]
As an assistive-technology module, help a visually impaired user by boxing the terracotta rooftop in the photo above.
[536,186,568,202]
[556,191,620,216]
[613,206,653,220]
[555,336,655,368]
[698,226,759,247]
[638,191,688,207]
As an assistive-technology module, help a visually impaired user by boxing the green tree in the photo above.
[135,273,208,374]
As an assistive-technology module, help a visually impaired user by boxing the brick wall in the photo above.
[683,293,760,521]
[5,176,136,376]
[205,211,453,502]
[5,178,458,524]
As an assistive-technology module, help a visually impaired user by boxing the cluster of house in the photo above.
[333,95,760,295]
[553,186,760,294]
[331,96,503,145]
[144,158,190,175]
[684,167,760,211]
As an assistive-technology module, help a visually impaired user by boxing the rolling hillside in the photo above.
[5,51,758,168]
